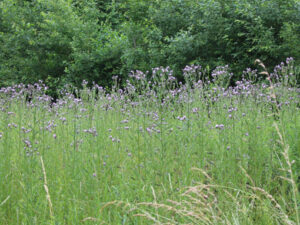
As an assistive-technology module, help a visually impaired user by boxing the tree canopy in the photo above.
[0,0,299,92]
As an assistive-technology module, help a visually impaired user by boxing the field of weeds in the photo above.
[0,59,299,225]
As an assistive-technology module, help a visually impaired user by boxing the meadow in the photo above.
[0,59,299,225]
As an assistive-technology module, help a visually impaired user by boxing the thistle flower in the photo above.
[146,127,152,135]
[192,108,198,113]
[177,116,187,121]
[8,123,18,128]
[83,128,98,137]
[121,119,129,124]
[24,139,32,148]
[215,124,224,130]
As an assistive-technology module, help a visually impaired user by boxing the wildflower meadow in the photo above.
[0,59,299,224]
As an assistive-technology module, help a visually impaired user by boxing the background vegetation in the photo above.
[0,1,299,224]
[0,0,300,93]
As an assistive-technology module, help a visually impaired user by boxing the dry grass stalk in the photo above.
[274,123,300,225]
[239,164,255,186]
[249,185,295,225]
[100,200,123,213]
[0,196,10,207]
[255,59,279,114]
[130,165,298,225]
[255,59,299,225]
[40,156,54,219]
[132,175,230,224]
[81,217,98,222]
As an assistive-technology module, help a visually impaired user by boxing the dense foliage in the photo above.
[0,0,300,92]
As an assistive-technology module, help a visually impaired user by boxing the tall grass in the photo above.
[0,59,299,224]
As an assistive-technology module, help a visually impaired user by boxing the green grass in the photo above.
[0,71,299,224]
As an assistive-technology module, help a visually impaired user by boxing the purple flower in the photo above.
[146,127,152,134]
[59,117,66,122]
[121,119,129,124]
[21,127,32,133]
[286,57,294,64]
[24,139,32,148]
[215,124,224,130]
[177,116,187,121]
[83,127,98,137]
[82,80,88,86]
[8,123,18,128]
[192,108,198,113]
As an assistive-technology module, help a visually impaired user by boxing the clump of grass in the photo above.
[129,165,297,225]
